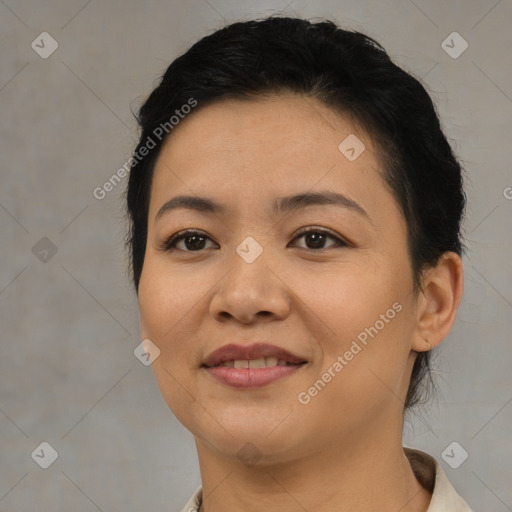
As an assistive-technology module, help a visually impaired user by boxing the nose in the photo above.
[209,245,291,324]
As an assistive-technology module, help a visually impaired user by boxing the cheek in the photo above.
[289,257,402,343]
[138,257,200,341]
[137,256,218,383]
[137,262,200,420]
[292,259,411,405]
[296,314,411,442]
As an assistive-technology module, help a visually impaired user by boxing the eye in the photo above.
[160,229,217,252]
[289,226,349,250]
[160,226,349,253]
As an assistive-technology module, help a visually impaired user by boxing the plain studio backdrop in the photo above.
[1,1,511,511]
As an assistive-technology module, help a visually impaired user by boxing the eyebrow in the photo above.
[155,191,370,223]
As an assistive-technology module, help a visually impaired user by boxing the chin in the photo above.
[185,410,303,459]
[200,430,304,467]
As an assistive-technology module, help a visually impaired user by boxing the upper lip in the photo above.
[202,343,307,368]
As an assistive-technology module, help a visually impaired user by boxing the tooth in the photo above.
[222,358,287,368]
[264,356,278,367]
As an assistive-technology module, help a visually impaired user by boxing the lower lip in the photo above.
[204,365,304,388]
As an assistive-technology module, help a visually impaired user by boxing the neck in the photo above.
[194,417,432,512]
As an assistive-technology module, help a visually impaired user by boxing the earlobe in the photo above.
[412,252,464,352]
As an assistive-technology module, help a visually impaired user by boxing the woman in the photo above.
[124,16,472,512]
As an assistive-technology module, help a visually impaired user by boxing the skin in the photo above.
[137,93,464,512]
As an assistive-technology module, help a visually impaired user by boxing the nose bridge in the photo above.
[228,233,274,296]
[226,202,275,264]
[210,234,290,322]
[235,235,266,265]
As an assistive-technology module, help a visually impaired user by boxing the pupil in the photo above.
[186,235,206,250]
[306,232,325,249]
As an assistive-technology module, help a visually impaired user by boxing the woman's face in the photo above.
[138,94,422,463]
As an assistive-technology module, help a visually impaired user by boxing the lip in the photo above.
[205,365,305,388]
[202,343,307,389]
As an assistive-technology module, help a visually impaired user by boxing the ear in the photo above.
[412,252,464,352]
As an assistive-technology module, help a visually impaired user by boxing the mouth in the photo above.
[202,343,307,388]
[208,357,301,368]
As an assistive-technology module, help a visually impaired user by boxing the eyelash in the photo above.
[160,226,350,252]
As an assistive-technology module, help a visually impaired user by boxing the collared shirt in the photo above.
[180,447,473,512]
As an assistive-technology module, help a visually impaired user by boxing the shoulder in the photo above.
[404,447,474,511]
[179,485,202,512]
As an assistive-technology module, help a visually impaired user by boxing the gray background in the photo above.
[1,0,511,510]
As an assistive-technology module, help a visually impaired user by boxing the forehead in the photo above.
[147,93,393,223]
[156,94,376,161]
